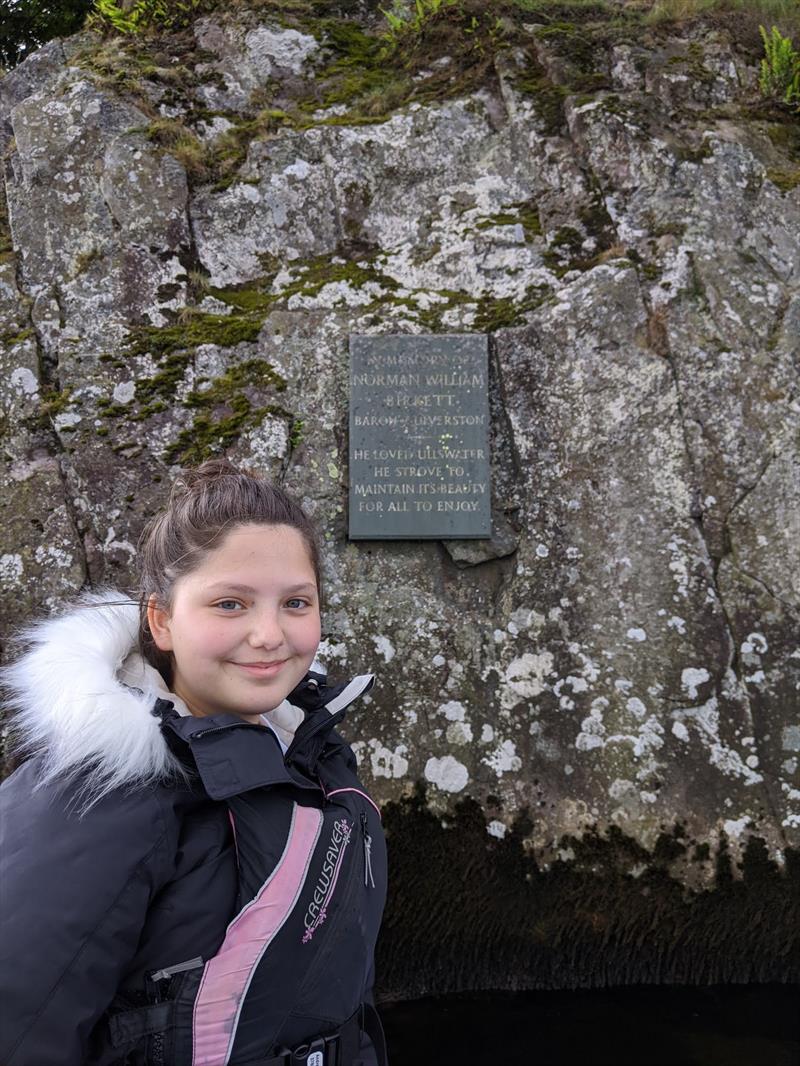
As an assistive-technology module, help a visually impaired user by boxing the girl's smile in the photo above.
[147,523,321,723]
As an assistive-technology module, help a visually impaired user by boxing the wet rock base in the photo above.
[376,793,800,998]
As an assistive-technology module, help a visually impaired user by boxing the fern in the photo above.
[759,24,800,109]
[91,0,208,35]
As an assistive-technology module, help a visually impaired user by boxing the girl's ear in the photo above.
[147,595,174,652]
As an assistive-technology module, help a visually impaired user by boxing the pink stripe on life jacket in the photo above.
[192,804,323,1066]
[325,787,382,820]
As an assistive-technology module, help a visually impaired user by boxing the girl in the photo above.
[0,461,387,1066]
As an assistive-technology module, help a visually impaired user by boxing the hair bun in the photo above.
[169,460,241,503]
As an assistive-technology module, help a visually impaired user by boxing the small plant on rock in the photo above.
[758,24,800,110]
[91,0,211,35]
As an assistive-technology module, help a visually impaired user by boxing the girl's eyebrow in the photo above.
[206,581,317,594]
[206,582,256,594]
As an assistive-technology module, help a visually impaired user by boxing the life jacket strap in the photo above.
[107,1001,387,1066]
[108,1001,172,1047]
[265,1003,387,1066]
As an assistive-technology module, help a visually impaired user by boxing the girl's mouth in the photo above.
[232,660,287,676]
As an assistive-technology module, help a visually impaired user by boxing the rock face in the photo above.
[1,4,799,992]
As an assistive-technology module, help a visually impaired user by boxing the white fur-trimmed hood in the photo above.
[2,589,305,800]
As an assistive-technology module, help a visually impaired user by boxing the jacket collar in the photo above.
[3,589,373,804]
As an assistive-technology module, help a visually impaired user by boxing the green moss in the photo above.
[542,222,616,277]
[672,138,715,164]
[578,190,614,240]
[473,286,548,331]
[163,358,289,465]
[0,184,12,258]
[72,247,102,277]
[38,387,73,418]
[144,117,208,180]
[765,119,800,159]
[513,68,570,135]
[125,313,264,361]
[766,166,800,191]
[208,285,275,314]
[475,200,542,241]
[475,213,522,230]
[0,327,34,348]
[289,417,305,448]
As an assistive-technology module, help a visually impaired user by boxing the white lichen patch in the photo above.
[112,380,136,405]
[723,816,750,839]
[241,417,289,465]
[487,820,507,839]
[681,667,711,699]
[437,700,466,722]
[782,726,800,752]
[316,638,347,663]
[362,738,409,779]
[244,25,318,77]
[483,739,522,775]
[54,411,81,431]
[626,697,647,719]
[425,754,469,793]
[33,544,73,568]
[497,651,554,709]
[677,698,764,785]
[741,632,768,657]
[666,536,691,599]
[0,552,24,586]
[446,721,473,745]
[626,627,647,642]
[10,367,38,395]
[672,720,690,742]
[372,635,395,663]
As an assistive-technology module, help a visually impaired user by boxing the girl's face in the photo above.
[148,523,321,723]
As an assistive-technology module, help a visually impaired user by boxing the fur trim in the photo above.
[2,589,181,802]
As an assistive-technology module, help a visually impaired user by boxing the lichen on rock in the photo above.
[2,0,799,990]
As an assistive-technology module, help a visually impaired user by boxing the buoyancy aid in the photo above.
[104,671,388,1066]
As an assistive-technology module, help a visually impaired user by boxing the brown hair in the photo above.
[138,460,321,686]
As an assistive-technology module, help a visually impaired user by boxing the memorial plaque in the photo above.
[349,334,491,539]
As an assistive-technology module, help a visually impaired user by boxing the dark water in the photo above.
[380,985,800,1066]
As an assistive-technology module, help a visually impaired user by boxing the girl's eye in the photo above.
[216,600,243,611]
[285,598,309,610]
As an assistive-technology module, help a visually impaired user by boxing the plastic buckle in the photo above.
[292,1036,330,1066]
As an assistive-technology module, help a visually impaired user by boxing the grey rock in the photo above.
[2,14,799,904]
[442,511,519,567]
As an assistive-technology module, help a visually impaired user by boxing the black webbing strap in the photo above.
[262,1007,367,1066]
[108,1000,387,1065]
[362,1002,389,1066]
[108,1001,172,1047]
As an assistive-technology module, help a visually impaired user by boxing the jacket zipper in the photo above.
[361,812,375,889]
[147,957,204,1063]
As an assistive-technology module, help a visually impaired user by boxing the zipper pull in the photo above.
[361,811,375,888]
[149,956,204,982]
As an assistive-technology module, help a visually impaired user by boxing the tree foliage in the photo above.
[0,0,93,68]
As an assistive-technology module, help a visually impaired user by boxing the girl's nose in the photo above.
[247,610,284,649]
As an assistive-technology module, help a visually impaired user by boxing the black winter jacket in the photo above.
[0,593,386,1066]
